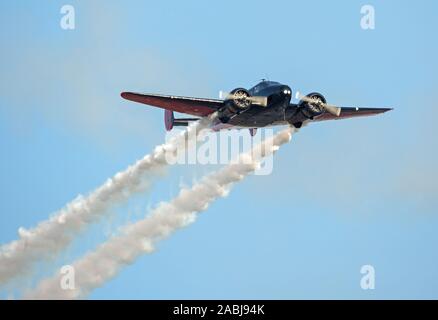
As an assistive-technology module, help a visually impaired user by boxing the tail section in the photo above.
[164,110,199,131]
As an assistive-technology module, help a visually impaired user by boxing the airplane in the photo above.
[121,80,392,136]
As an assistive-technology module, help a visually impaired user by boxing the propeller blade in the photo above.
[324,104,341,117]
[297,94,314,104]
[219,91,268,107]
[248,96,268,107]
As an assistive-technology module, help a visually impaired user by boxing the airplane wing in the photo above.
[313,107,392,122]
[121,92,224,117]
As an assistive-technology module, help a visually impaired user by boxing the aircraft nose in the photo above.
[281,86,292,97]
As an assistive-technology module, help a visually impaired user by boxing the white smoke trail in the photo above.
[24,126,295,299]
[0,116,214,286]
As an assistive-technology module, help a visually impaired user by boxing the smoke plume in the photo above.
[24,127,295,299]
[0,116,213,286]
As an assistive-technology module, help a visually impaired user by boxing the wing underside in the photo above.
[122,91,392,125]
[121,92,224,117]
[313,107,392,122]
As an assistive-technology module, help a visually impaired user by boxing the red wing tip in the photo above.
[121,92,131,100]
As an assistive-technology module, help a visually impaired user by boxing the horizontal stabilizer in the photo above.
[173,118,200,127]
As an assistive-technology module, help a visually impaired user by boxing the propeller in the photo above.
[219,90,268,107]
[296,92,341,117]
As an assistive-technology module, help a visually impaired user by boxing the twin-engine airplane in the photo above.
[121,80,392,136]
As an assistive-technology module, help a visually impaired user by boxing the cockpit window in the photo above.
[250,81,279,94]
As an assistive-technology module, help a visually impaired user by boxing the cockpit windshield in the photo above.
[249,81,280,94]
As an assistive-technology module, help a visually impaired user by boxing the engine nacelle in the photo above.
[218,88,252,123]
[299,92,326,119]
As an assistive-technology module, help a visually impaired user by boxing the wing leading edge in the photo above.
[121,92,224,117]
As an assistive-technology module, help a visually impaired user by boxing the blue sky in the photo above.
[1,0,438,299]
